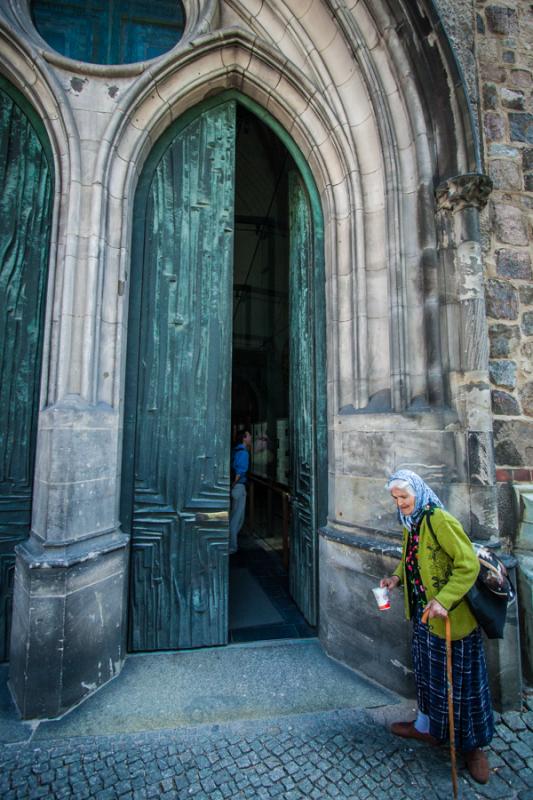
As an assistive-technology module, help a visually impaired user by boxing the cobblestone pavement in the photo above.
[1,697,533,800]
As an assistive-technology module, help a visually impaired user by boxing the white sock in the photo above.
[414,711,430,734]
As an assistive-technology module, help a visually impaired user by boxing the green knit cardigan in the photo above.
[393,507,480,640]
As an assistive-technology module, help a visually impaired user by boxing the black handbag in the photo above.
[425,512,515,639]
[466,546,515,639]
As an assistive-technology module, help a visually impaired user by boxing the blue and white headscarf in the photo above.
[387,469,444,531]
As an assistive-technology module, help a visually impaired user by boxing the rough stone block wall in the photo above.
[476,1,533,538]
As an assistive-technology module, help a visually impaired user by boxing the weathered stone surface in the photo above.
[497,479,520,542]
[492,203,529,245]
[477,0,533,699]
[489,359,517,389]
[435,172,492,211]
[486,279,520,319]
[431,0,479,114]
[491,143,520,158]
[489,323,521,357]
[523,147,533,172]
[510,69,533,89]
[485,6,519,36]
[494,419,532,466]
[9,544,128,719]
[501,87,525,110]
[340,428,467,482]
[516,554,533,686]
[519,285,533,306]
[522,341,533,367]
[497,249,533,279]
[485,111,506,140]
[485,588,523,710]
[490,159,523,190]
[492,389,520,415]
[319,535,413,697]
[509,113,533,143]
[520,382,533,416]
[483,82,498,109]
[30,403,121,546]
[495,437,523,465]
[468,430,496,488]
[483,63,509,83]
[522,311,533,335]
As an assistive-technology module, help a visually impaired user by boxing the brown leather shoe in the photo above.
[464,749,489,784]
[390,721,438,745]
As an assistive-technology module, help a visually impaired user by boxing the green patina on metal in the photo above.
[288,171,326,626]
[124,101,236,651]
[32,0,185,65]
[123,91,326,648]
[232,91,327,626]
[0,79,54,661]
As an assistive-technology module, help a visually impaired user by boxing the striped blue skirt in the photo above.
[411,610,494,752]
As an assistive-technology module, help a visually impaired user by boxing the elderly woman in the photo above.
[381,469,494,785]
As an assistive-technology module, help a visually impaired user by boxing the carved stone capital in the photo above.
[436,173,493,213]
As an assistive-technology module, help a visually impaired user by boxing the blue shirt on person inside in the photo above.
[232,444,250,485]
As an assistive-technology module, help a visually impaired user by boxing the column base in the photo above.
[9,532,129,719]
[318,525,523,710]
[318,525,415,699]
[485,564,523,711]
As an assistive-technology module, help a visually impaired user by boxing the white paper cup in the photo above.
[372,586,390,611]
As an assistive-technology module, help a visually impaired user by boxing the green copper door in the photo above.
[123,100,236,650]
[0,81,53,661]
[124,94,325,647]
[288,171,326,627]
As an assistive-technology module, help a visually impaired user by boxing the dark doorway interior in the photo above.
[229,106,315,643]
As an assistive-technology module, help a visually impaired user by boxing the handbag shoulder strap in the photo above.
[423,507,436,537]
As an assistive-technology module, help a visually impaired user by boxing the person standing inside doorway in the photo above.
[229,429,252,554]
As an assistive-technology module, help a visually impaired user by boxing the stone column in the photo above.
[8,397,129,719]
[436,172,522,708]
[435,173,499,538]
[7,65,131,718]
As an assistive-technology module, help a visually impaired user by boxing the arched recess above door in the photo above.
[97,9,481,420]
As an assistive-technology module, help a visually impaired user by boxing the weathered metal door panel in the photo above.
[288,171,325,627]
[0,84,53,661]
[124,101,235,651]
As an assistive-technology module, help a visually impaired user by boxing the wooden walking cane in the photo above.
[422,607,458,799]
